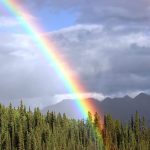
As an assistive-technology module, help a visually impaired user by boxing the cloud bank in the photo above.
[26,0,150,26]
[0,0,150,108]
[50,24,150,95]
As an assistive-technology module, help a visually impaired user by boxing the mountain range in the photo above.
[42,93,150,124]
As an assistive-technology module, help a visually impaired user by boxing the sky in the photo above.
[0,0,150,108]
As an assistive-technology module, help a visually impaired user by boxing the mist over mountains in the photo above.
[42,93,150,124]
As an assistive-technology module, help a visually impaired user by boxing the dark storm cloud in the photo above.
[50,25,150,95]
[76,0,150,25]
[25,0,150,26]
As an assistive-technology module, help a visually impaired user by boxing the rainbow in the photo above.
[1,0,103,143]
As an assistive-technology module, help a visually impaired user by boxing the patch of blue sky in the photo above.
[37,9,77,31]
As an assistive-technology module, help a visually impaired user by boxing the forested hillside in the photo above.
[0,102,103,150]
[0,102,150,150]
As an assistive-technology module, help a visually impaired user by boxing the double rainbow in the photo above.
[1,0,103,139]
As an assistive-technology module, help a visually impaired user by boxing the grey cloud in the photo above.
[1,24,150,107]
[77,0,150,24]
[0,25,150,109]
[24,0,150,27]
[50,24,150,95]
[1,0,150,107]
[0,33,69,107]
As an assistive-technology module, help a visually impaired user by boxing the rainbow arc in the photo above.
[1,0,104,146]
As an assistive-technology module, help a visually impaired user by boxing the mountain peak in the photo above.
[124,95,132,99]
[134,92,149,99]
[42,93,150,124]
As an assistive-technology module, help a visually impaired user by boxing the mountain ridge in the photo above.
[42,93,150,124]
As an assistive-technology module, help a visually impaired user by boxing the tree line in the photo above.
[0,102,149,150]
[103,112,150,150]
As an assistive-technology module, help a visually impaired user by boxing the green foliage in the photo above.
[0,102,149,150]
[103,112,150,150]
[0,103,104,150]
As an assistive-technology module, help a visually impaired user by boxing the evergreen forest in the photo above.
[0,102,149,150]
